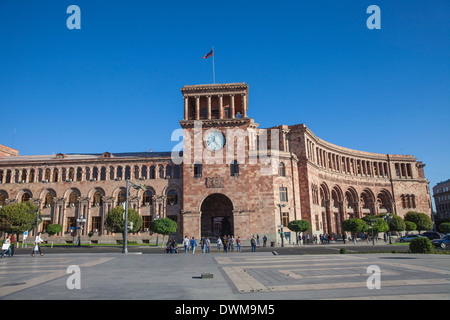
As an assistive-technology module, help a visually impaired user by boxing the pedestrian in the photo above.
[190,236,197,254]
[206,237,210,253]
[251,236,257,252]
[302,235,306,245]
[183,236,190,254]
[201,236,206,254]
[166,239,173,254]
[236,236,242,252]
[217,237,222,251]
[342,233,347,244]
[230,236,235,252]
[1,235,11,258]
[263,235,267,247]
[256,234,260,246]
[10,234,15,257]
[223,236,228,253]
[31,232,44,257]
[306,234,310,245]
[314,234,318,244]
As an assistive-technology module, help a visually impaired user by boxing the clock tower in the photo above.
[179,83,260,240]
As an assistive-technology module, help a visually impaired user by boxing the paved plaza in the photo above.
[1,250,449,300]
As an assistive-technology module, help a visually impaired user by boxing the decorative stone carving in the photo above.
[205,177,224,188]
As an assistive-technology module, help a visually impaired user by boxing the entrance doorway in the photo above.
[200,193,233,238]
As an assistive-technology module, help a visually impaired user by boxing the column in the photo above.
[195,96,200,120]
[230,94,235,119]
[242,93,247,118]
[207,95,211,120]
[184,96,189,120]
[218,94,223,119]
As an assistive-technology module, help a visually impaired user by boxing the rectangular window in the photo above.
[141,216,151,231]
[282,212,289,227]
[91,217,101,231]
[279,187,288,202]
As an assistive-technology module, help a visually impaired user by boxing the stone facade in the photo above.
[0,82,433,244]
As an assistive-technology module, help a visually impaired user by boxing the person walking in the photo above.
[190,237,197,254]
[1,235,11,258]
[201,236,206,254]
[10,234,15,257]
[230,236,235,252]
[263,235,267,247]
[31,232,44,257]
[256,234,260,246]
[251,236,257,252]
[223,236,228,253]
[183,236,190,254]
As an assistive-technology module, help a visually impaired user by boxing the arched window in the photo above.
[167,189,178,205]
[117,166,123,180]
[230,160,239,177]
[93,191,103,206]
[100,167,107,181]
[68,191,78,207]
[279,162,286,177]
[125,166,131,180]
[0,192,7,207]
[21,192,31,203]
[166,165,172,179]
[44,192,54,207]
[76,167,82,181]
[149,166,156,179]
[118,190,126,205]
[142,166,148,179]
[142,190,153,205]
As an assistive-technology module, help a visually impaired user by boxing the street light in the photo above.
[123,179,146,254]
[277,204,286,247]
[77,215,86,246]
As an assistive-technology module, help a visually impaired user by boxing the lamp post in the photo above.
[123,179,146,254]
[277,204,286,247]
[77,215,86,246]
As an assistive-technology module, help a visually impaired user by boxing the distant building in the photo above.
[433,179,450,221]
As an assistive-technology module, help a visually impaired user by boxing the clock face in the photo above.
[205,131,225,151]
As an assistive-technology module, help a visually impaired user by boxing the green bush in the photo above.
[409,237,434,254]
[339,248,347,254]
[438,222,450,234]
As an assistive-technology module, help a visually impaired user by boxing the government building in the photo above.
[0,83,433,244]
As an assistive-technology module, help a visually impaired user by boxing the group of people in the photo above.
[176,234,267,254]
[1,232,45,258]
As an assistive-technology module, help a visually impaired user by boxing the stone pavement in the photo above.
[1,251,449,300]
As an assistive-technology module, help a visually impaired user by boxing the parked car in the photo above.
[421,231,443,240]
[397,234,425,243]
[431,235,450,249]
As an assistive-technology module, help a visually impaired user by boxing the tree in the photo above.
[150,218,177,246]
[388,215,406,233]
[287,220,311,245]
[404,211,433,232]
[363,217,388,241]
[0,201,39,236]
[46,224,63,237]
[410,237,434,254]
[342,218,368,244]
[405,221,417,232]
[104,206,142,241]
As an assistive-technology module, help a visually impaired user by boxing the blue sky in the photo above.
[0,1,449,198]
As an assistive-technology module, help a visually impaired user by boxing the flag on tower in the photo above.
[202,48,214,59]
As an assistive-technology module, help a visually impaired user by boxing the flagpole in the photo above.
[212,46,215,84]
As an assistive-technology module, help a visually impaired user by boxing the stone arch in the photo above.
[200,193,234,238]
[360,188,375,216]
[376,189,393,214]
